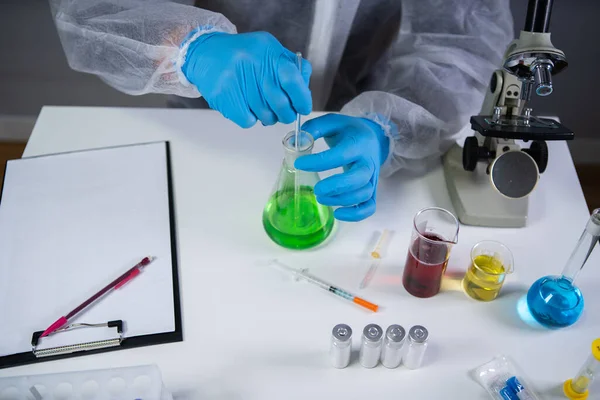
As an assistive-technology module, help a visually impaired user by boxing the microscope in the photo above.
[443,0,573,227]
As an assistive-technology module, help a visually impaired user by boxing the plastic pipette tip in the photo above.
[359,260,380,289]
[563,379,589,400]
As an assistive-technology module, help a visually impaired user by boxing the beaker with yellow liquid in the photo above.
[462,241,514,301]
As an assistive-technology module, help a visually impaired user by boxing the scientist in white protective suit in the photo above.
[50,0,513,222]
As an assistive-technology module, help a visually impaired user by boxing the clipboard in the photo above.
[0,142,182,369]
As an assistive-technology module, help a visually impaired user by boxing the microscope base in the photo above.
[443,144,529,228]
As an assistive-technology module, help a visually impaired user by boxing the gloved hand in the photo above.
[182,31,312,128]
[295,114,390,222]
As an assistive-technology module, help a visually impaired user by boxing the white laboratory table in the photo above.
[1,106,598,399]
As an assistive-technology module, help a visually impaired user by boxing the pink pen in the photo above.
[40,256,155,338]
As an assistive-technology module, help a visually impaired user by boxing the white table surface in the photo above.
[1,106,598,399]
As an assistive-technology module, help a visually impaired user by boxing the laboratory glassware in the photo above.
[404,325,429,369]
[463,241,514,301]
[330,324,352,369]
[563,338,600,400]
[359,324,383,368]
[381,324,405,369]
[263,131,334,249]
[294,52,302,150]
[402,208,459,298]
[360,229,390,289]
[527,208,600,328]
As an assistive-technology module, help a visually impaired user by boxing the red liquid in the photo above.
[402,233,449,298]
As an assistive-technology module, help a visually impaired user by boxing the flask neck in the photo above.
[561,209,600,283]
[282,131,314,168]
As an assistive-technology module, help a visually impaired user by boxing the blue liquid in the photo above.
[526,275,584,328]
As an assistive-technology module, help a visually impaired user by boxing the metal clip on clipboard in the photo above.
[31,320,124,358]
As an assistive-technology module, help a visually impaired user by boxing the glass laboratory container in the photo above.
[359,323,383,368]
[381,324,406,369]
[330,324,352,369]
[527,209,600,328]
[262,131,334,249]
[463,241,514,301]
[404,325,429,370]
[402,207,459,298]
[563,338,600,400]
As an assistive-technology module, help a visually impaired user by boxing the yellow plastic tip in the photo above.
[592,338,600,361]
[370,252,381,259]
[564,379,589,400]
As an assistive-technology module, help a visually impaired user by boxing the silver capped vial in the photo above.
[359,323,383,368]
[330,324,352,369]
[404,325,429,370]
[381,324,406,369]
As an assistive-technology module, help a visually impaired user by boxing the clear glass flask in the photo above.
[262,131,335,250]
[527,209,600,328]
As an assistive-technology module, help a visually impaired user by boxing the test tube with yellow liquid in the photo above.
[564,338,600,400]
[462,241,514,301]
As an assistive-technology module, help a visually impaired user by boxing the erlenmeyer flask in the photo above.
[263,130,335,249]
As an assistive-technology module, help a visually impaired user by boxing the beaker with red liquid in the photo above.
[402,207,459,298]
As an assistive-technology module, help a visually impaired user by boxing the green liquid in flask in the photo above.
[263,130,335,249]
[263,185,334,249]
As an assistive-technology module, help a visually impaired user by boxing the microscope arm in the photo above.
[479,70,525,119]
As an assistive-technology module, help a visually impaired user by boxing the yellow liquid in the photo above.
[462,255,506,301]
[572,375,590,393]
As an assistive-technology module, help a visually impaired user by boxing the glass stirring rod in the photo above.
[293,52,303,219]
[294,52,303,151]
[360,229,390,289]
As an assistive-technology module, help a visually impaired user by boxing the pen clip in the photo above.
[31,320,124,358]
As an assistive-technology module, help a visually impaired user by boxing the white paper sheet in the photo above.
[0,142,176,357]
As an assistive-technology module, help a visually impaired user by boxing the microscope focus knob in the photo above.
[463,136,494,171]
[463,136,479,171]
[523,140,549,173]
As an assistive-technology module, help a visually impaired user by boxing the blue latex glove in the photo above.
[182,31,312,128]
[295,114,390,222]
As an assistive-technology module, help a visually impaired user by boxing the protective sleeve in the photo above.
[49,0,237,97]
[341,0,514,176]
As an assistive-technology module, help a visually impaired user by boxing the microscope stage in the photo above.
[470,115,574,141]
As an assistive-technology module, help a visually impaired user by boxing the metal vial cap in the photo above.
[363,324,383,342]
[332,324,352,342]
[409,325,429,343]
[385,325,406,343]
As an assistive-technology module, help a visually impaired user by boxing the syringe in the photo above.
[271,259,379,312]
[564,338,600,400]
[360,229,390,289]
